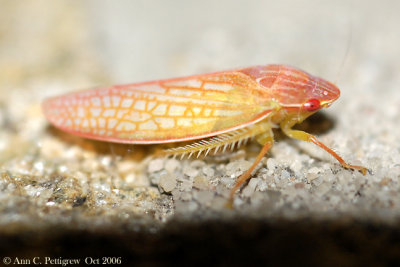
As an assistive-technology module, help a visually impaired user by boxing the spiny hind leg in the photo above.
[280,117,367,175]
[161,122,271,159]
[227,129,274,207]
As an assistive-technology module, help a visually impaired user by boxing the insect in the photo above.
[42,65,367,205]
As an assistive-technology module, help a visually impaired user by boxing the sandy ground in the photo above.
[0,0,400,263]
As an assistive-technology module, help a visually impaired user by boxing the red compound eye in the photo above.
[304,98,321,112]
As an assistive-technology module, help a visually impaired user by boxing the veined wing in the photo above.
[42,70,274,144]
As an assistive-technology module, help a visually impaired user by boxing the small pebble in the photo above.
[118,160,136,173]
[190,160,205,168]
[237,160,252,171]
[133,174,150,187]
[147,158,164,173]
[308,167,320,174]
[225,162,239,176]
[311,177,323,187]
[242,178,259,198]
[281,169,291,179]
[314,182,331,197]
[165,159,180,173]
[183,166,199,177]
[159,174,177,192]
[290,160,303,173]
[307,170,319,182]
[124,173,136,183]
[267,158,277,170]
[202,166,215,177]
[193,175,209,190]
[180,191,193,201]
[7,183,16,191]
[294,182,305,189]
[180,177,194,191]
[171,188,182,199]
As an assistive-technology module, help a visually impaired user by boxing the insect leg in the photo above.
[280,117,367,175]
[227,128,274,208]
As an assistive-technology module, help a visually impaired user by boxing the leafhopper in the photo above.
[42,65,367,204]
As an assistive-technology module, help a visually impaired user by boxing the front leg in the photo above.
[280,118,367,175]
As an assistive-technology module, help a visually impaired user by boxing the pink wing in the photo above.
[42,69,275,144]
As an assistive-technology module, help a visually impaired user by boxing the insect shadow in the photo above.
[292,110,336,136]
[273,110,336,142]
[46,125,154,161]
[274,110,337,160]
